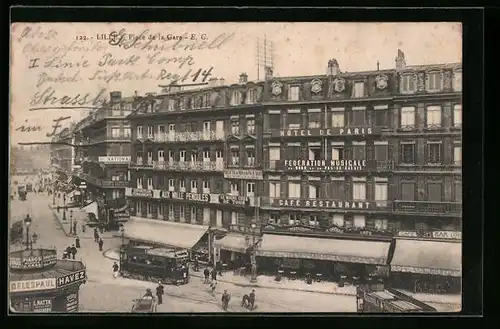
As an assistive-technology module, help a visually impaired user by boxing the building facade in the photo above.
[72,91,133,229]
[50,127,75,176]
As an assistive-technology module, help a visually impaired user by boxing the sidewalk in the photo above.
[103,247,460,305]
[49,203,119,240]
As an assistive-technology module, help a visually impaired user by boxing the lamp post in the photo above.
[62,193,67,222]
[250,223,258,283]
[120,226,125,247]
[52,182,56,206]
[69,210,74,235]
[24,215,32,250]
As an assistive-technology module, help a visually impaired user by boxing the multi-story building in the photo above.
[72,91,133,229]
[123,50,462,294]
[50,126,76,185]
[125,74,264,264]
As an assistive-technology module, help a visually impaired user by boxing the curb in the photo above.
[103,248,119,260]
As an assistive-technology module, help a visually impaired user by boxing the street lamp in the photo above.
[52,182,56,206]
[69,210,74,235]
[120,226,125,247]
[250,223,258,283]
[24,215,32,250]
[62,193,67,222]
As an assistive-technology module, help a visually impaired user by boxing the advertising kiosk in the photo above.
[9,248,87,313]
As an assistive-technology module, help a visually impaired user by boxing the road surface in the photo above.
[9,193,358,312]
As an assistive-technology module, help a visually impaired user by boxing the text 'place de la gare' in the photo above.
[51,48,462,296]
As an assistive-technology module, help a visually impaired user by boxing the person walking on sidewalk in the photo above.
[70,245,77,260]
[75,236,81,249]
[194,256,199,272]
[156,281,164,305]
[112,262,119,278]
[211,268,217,282]
[65,245,72,259]
[73,220,78,235]
[94,228,99,242]
[203,268,210,284]
[98,238,104,251]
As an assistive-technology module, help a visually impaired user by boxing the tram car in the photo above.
[119,245,190,285]
[356,284,437,313]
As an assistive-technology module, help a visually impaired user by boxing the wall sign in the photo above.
[163,191,211,203]
[66,292,79,312]
[219,194,249,206]
[98,156,131,164]
[9,249,58,270]
[223,169,263,180]
[131,188,154,198]
[311,79,322,94]
[282,159,367,172]
[32,299,52,313]
[397,230,462,240]
[10,278,57,293]
[56,270,87,288]
[273,127,380,137]
[273,199,382,210]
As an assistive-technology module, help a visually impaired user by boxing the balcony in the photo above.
[261,197,390,211]
[266,159,394,172]
[76,172,130,188]
[229,224,262,236]
[268,126,383,138]
[392,200,462,216]
[151,161,224,172]
[394,164,462,174]
[79,134,131,144]
[153,131,225,143]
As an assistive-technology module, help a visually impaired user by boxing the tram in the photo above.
[119,245,190,285]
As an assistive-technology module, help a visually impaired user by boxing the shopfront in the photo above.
[213,233,249,269]
[389,238,462,294]
[255,234,391,281]
[9,249,86,313]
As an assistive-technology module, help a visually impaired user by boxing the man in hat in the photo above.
[112,262,119,278]
[156,281,165,305]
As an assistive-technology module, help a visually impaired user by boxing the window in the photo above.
[157,125,165,135]
[190,152,198,163]
[453,105,462,127]
[244,118,256,135]
[400,142,416,164]
[231,120,240,135]
[353,82,365,98]
[375,182,388,201]
[427,183,443,202]
[401,182,415,200]
[179,205,185,221]
[308,112,321,128]
[246,149,255,166]
[180,179,185,190]
[167,99,175,111]
[331,146,344,160]
[136,151,143,162]
[202,94,210,108]
[289,86,300,101]
[168,179,175,191]
[426,71,443,91]
[112,189,121,199]
[401,107,415,128]
[286,145,301,158]
[231,212,239,225]
[231,149,239,165]
[351,108,366,126]
[331,180,345,199]
[136,178,143,189]
[426,106,442,128]
[147,178,153,190]
[309,215,319,226]
[147,202,152,215]
[111,127,120,138]
[374,109,388,127]
[203,180,210,192]
[158,204,163,216]
[179,150,186,162]
[332,111,345,128]
[287,112,301,129]
[147,125,154,137]
[374,219,388,231]
[136,125,143,139]
[247,182,255,194]
[231,91,241,106]
[353,215,366,228]
[288,182,301,198]
[136,201,142,214]
[352,144,365,160]
[374,143,388,161]
[454,143,462,165]
[268,214,278,224]
[191,207,197,223]
[230,181,239,195]
[158,149,165,161]
[168,204,174,220]
[308,147,321,160]
[192,96,201,109]
[400,74,416,93]
[168,124,176,133]
[202,149,210,161]
[427,141,442,164]
[269,114,281,129]
[269,147,281,161]
[453,71,462,92]
[123,127,131,138]
[288,214,298,225]
[246,89,258,104]
[191,180,198,191]
[269,182,281,198]
[332,214,344,227]
[454,182,462,202]
[309,183,320,199]
[352,182,366,201]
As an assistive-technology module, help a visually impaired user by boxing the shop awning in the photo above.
[214,233,248,253]
[82,202,98,216]
[256,234,391,265]
[391,239,462,277]
[123,217,208,250]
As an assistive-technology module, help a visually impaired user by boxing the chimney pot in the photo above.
[239,73,248,84]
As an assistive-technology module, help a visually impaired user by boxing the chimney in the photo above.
[377,61,380,71]
[395,49,406,70]
[219,78,226,86]
[239,73,248,84]
[265,66,273,80]
[208,77,219,87]
[110,91,122,102]
[327,59,340,76]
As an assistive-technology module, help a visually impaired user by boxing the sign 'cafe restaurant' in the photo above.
[9,249,87,313]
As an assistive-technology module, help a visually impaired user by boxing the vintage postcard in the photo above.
[9,22,462,313]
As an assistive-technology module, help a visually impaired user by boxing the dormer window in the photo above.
[202,94,210,108]
[167,99,175,111]
[452,70,462,92]
[193,95,202,109]
[400,73,417,94]
[426,71,443,92]
[245,89,258,104]
[231,91,241,106]
[288,86,300,101]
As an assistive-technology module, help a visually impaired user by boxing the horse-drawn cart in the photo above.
[131,296,157,313]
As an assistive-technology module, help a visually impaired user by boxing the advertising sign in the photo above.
[223,169,263,180]
[9,249,58,270]
[98,156,131,164]
[131,188,154,198]
[56,270,87,288]
[219,194,249,206]
[66,292,79,312]
[271,127,382,137]
[10,278,57,293]
[396,230,462,240]
[162,191,211,203]
[273,199,383,210]
[32,299,52,313]
[281,159,368,172]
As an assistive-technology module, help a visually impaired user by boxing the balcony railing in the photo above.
[79,134,131,144]
[229,224,261,236]
[153,161,224,172]
[152,131,225,143]
[392,200,462,215]
[261,197,390,210]
[266,159,395,172]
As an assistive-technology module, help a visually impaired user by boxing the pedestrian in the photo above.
[75,236,81,248]
[70,244,77,260]
[156,281,164,305]
[94,228,99,243]
[65,245,72,258]
[99,223,104,234]
[98,238,104,251]
[211,268,217,282]
[203,268,210,284]
[32,232,38,244]
[73,221,78,234]
[112,262,119,278]
[249,289,256,310]
[216,261,223,277]
[210,280,218,296]
[194,256,199,272]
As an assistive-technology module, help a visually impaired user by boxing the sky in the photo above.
[10,22,462,144]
